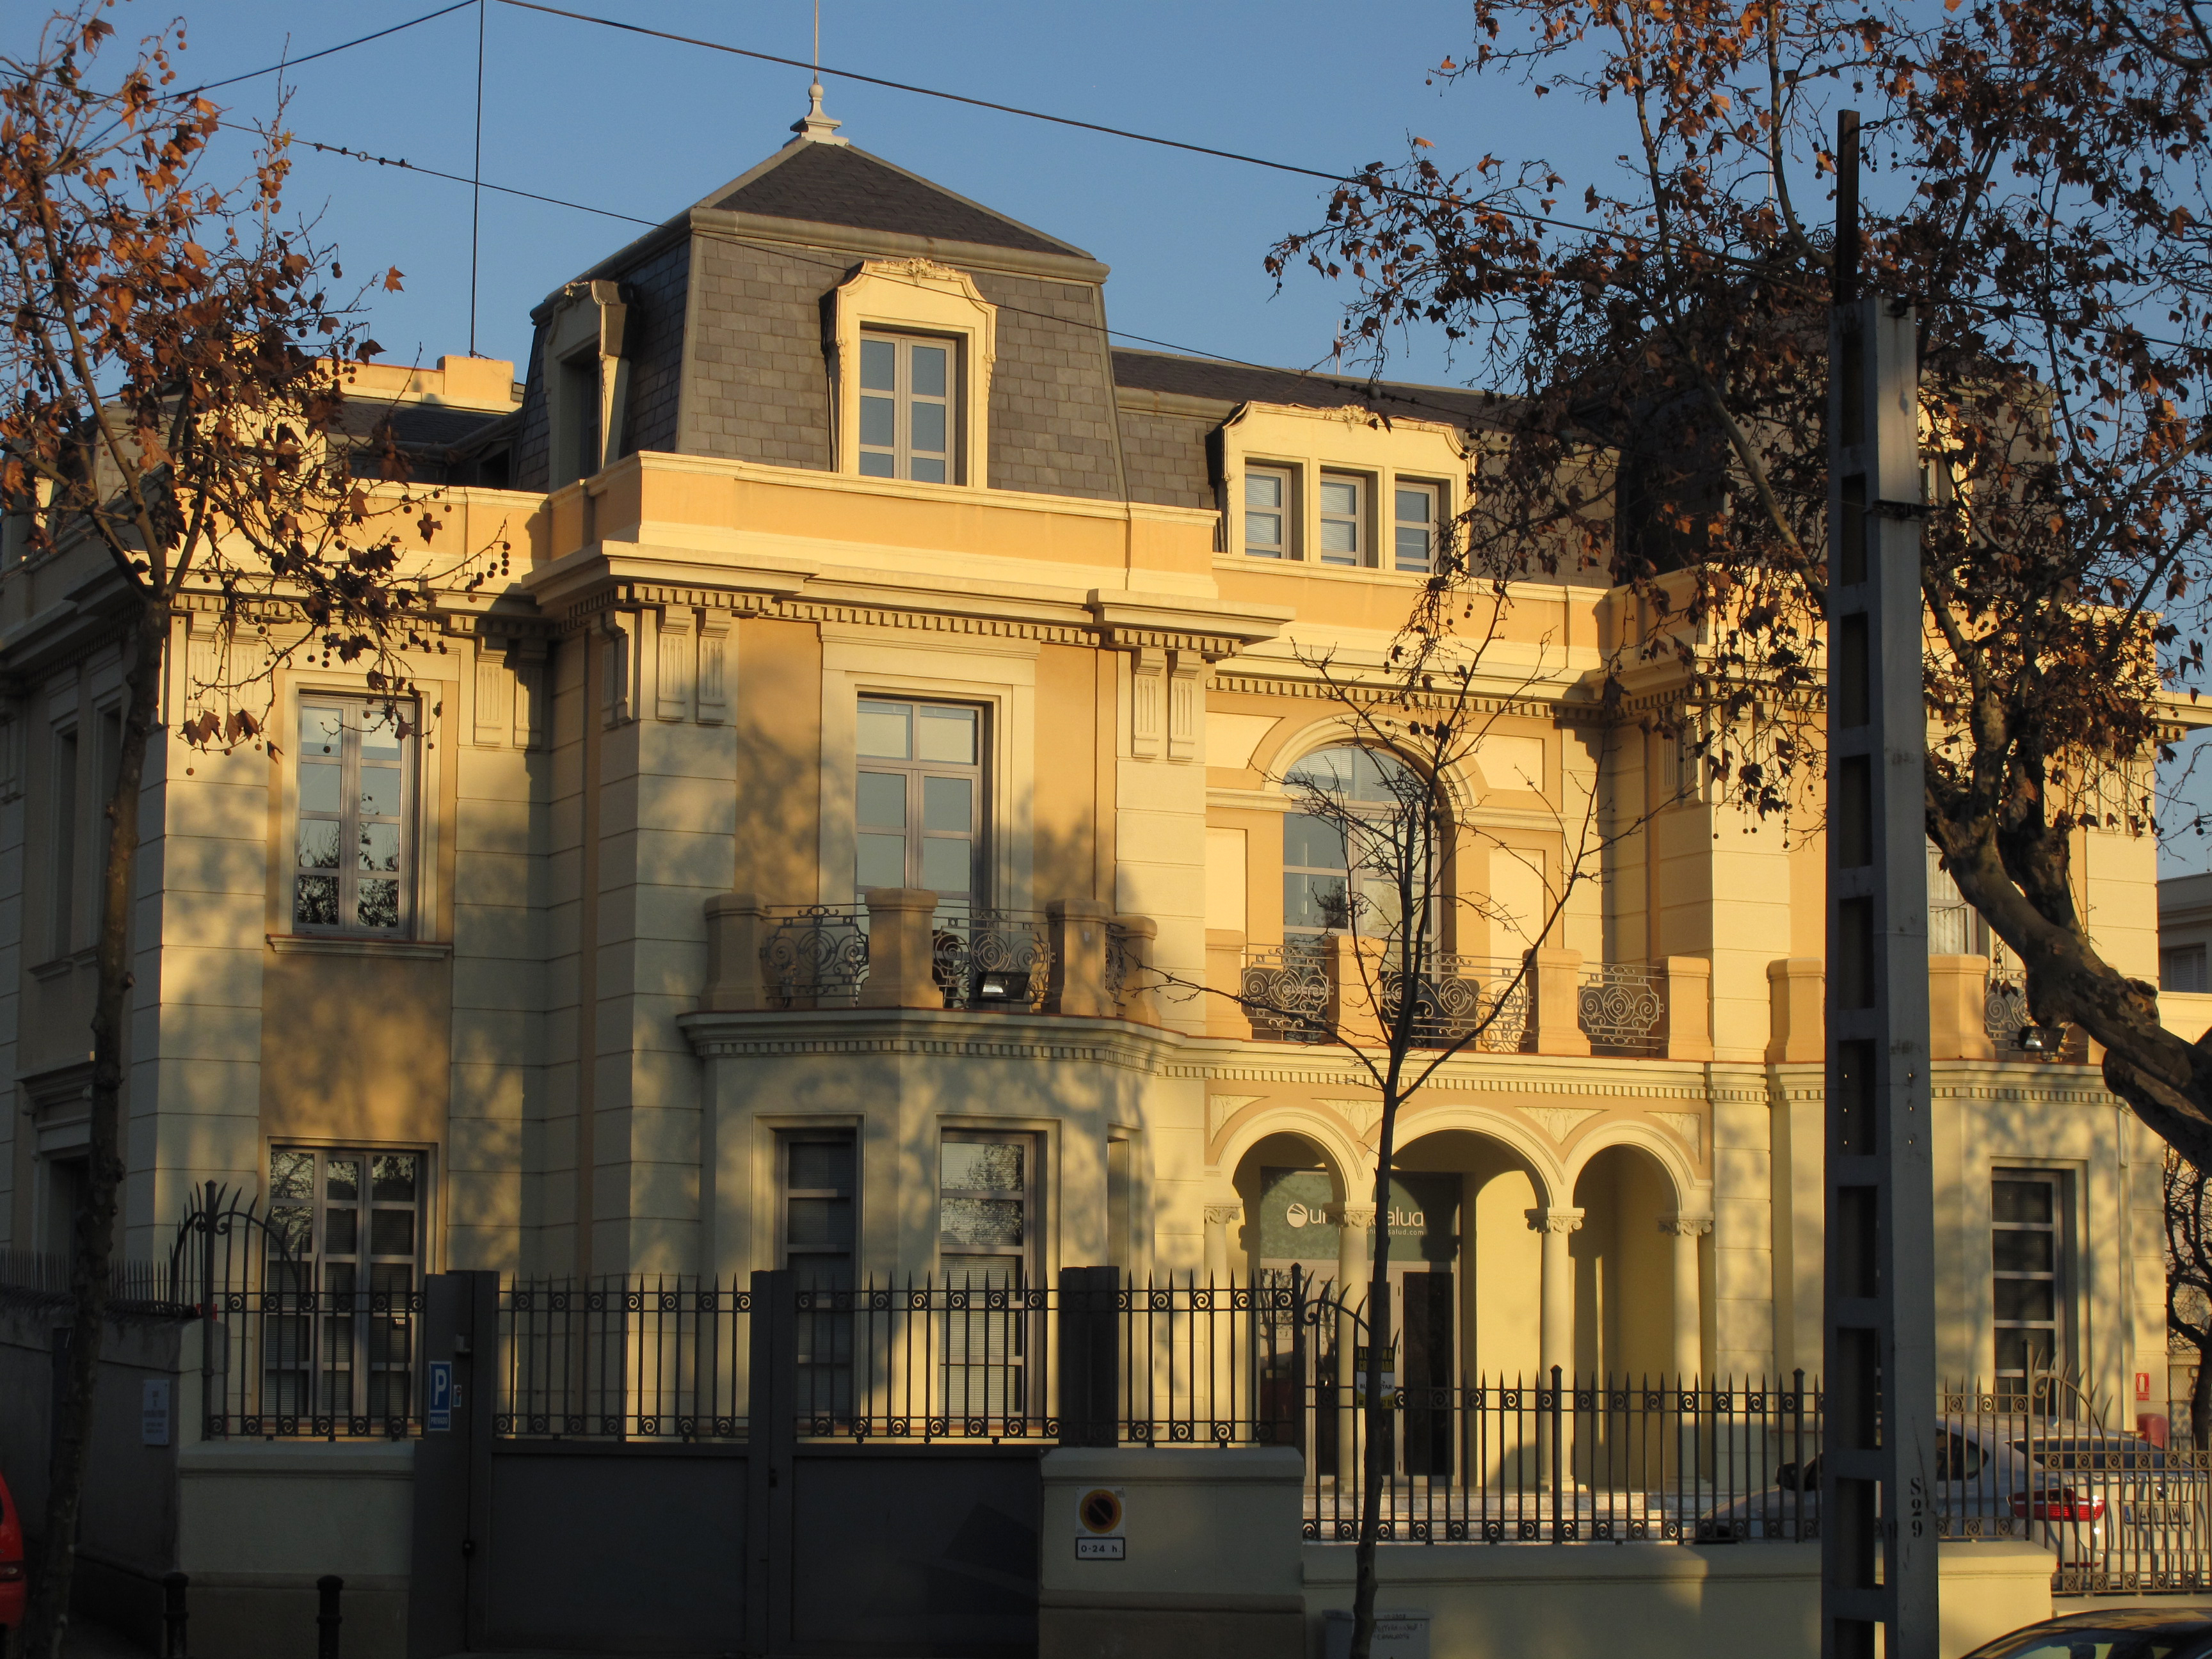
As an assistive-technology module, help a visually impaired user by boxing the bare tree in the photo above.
[2167,1150,2212,1448]
[1154,583,1675,1659]
[1266,0,2212,1173]
[0,13,502,1652]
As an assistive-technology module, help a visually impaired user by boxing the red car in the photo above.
[0,1468,23,1650]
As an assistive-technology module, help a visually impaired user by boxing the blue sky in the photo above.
[13,0,2208,870]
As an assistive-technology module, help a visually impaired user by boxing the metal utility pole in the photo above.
[1822,109,1941,1659]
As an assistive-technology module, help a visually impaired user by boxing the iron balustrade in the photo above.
[931,911,1053,1011]
[1986,967,2089,1061]
[1379,955,1532,1052]
[1240,944,1331,1041]
[761,905,870,1008]
[756,906,1059,1013]
[1578,963,1667,1055]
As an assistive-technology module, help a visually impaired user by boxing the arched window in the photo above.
[1281,744,1438,950]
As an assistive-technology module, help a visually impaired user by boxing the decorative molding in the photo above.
[599,610,642,727]
[266,934,454,961]
[1130,649,1166,759]
[472,643,510,747]
[1207,671,1562,721]
[696,613,731,725]
[1659,1213,1715,1237]
[1320,1096,1383,1137]
[1206,1093,1263,1146]
[511,642,547,750]
[1338,1205,1377,1230]
[1653,1110,1704,1161]
[1203,1205,1246,1227]
[1523,1105,1601,1142]
[1167,653,1203,762]
[654,605,693,722]
[677,1008,1179,1073]
[1526,1206,1586,1235]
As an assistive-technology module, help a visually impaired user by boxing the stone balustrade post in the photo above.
[1765,958,1826,1062]
[1524,947,1591,1057]
[700,892,769,1012]
[857,888,943,1010]
[1928,954,1996,1060]
[1326,934,1388,1047]
[1662,956,1714,1061]
[1205,929,1251,1039]
[1110,914,1160,1026]
[1046,899,1115,1018]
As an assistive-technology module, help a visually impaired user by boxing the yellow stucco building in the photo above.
[1,95,2195,1441]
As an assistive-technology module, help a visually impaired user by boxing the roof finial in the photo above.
[787,1,848,146]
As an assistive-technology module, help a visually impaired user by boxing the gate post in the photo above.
[1057,1266,1119,1448]
[746,1270,797,1658]
[406,1270,496,1659]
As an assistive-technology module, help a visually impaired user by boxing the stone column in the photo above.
[1528,1206,1585,1381]
[1203,1204,1244,1283]
[1336,1203,1376,1486]
[1660,1214,1715,1381]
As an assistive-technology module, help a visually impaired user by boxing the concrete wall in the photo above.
[1301,1539,2056,1659]
[175,1440,413,1659]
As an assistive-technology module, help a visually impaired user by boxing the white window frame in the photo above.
[1393,479,1443,574]
[289,696,419,937]
[853,697,989,909]
[1319,472,1368,567]
[856,332,959,485]
[1242,465,1295,559]
[1991,1168,2069,1390]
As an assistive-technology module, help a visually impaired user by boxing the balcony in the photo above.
[1214,935,1712,1059]
[698,890,1158,1022]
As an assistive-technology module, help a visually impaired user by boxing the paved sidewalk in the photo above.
[61,1620,157,1659]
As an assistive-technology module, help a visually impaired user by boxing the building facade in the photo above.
[0,96,2193,1434]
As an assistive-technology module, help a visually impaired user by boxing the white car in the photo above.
[1705,1420,2206,1586]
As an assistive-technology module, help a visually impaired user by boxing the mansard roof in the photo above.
[697,140,1090,260]
[1111,349,1511,433]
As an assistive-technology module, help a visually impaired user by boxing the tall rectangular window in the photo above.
[2164,945,2208,994]
[1992,1171,2064,1389]
[940,1131,1035,1287]
[1319,473,1365,566]
[1395,483,1439,573]
[49,727,77,956]
[854,699,984,910]
[938,1130,1038,1422]
[782,1130,857,1419]
[858,333,953,483]
[294,699,414,934]
[781,1132,857,1289]
[1244,467,1292,559]
[265,1146,422,1422]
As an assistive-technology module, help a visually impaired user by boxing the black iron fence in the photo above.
[33,1233,2212,1591]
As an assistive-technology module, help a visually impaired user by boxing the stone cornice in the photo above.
[676,1007,1183,1072]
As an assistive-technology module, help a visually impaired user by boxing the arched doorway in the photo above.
[1571,1143,1685,1382]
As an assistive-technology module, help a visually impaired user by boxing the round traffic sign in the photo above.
[1078,1488,1123,1535]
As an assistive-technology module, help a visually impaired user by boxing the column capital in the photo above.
[1336,1204,1377,1230]
[1203,1204,1246,1227]
[1526,1206,1585,1235]
[1659,1212,1715,1237]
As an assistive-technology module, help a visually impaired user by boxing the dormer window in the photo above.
[858,333,954,483]
[831,260,996,490]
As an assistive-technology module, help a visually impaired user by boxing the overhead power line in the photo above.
[179,3,477,98]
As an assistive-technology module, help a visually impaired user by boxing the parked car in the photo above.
[0,1467,22,1654]
[1960,1607,2212,1658]
[1704,1419,2208,1583]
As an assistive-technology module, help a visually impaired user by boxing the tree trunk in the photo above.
[20,602,164,1659]
[1350,1091,1401,1659]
